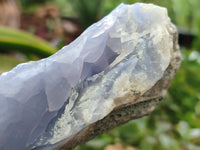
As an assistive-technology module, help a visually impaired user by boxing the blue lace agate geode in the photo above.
[0,3,176,150]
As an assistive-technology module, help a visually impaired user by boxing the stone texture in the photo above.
[0,3,181,150]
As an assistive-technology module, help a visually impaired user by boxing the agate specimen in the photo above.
[0,3,181,150]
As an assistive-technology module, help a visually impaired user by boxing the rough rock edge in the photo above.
[56,24,182,150]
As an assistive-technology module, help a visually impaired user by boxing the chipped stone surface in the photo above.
[56,23,181,150]
[0,3,181,150]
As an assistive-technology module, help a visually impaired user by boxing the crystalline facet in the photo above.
[0,3,177,150]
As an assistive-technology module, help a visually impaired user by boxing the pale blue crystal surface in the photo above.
[0,3,174,150]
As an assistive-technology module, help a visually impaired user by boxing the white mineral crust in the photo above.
[0,3,175,150]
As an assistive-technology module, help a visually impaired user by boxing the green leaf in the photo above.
[0,26,57,57]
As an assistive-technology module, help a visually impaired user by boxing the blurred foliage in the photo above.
[0,26,56,73]
[0,26,56,57]
[20,0,47,8]
[0,54,25,74]
[69,0,103,28]
[1,0,200,149]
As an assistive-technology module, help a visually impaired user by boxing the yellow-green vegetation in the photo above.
[0,26,56,57]
[0,54,25,74]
